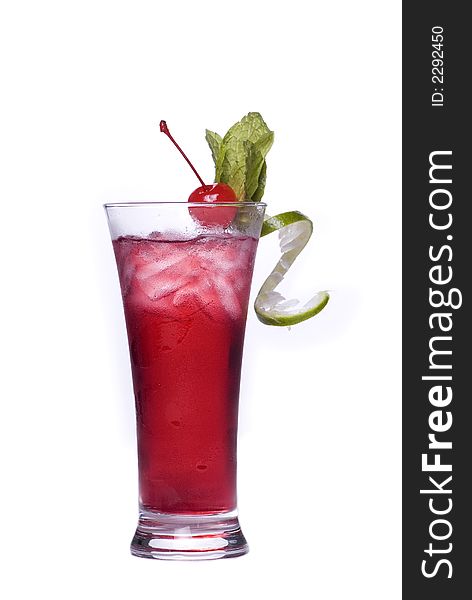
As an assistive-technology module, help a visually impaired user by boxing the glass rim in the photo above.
[104,201,267,209]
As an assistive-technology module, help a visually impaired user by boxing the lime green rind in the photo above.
[260,210,312,237]
[254,212,329,327]
[255,292,330,326]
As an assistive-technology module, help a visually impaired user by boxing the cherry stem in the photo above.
[160,120,205,187]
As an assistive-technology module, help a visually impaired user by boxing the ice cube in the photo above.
[172,276,212,315]
[212,274,242,319]
[136,270,190,301]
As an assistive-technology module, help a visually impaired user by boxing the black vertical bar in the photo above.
[403,3,470,598]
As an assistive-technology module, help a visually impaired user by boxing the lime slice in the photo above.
[254,211,329,326]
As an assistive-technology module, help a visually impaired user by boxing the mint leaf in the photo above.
[245,131,273,200]
[244,144,265,200]
[251,160,267,203]
[205,129,222,165]
[214,112,273,200]
[253,130,274,159]
[216,137,247,198]
[223,112,271,146]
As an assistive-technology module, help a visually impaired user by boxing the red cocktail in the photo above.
[106,202,265,559]
[114,232,258,513]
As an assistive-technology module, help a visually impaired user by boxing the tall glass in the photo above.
[105,202,266,560]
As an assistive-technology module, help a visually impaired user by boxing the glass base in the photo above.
[130,509,248,560]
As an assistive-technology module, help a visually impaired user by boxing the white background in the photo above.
[0,1,401,598]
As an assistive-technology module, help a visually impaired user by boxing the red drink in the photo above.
[113,233,258,515]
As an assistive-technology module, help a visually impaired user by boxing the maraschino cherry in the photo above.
[160,120,237,227]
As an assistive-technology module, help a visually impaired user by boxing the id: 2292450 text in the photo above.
[431,26,445,107]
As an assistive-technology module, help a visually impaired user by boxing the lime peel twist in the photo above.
[254,211,329,326]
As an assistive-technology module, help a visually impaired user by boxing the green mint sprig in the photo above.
[205,112,274,201]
